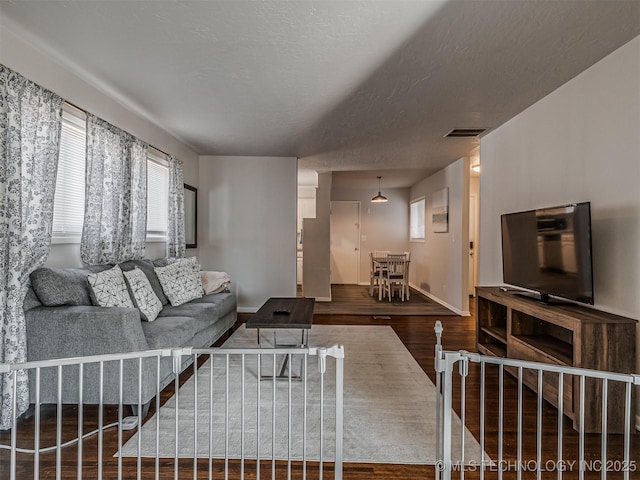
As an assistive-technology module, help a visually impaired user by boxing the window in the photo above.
[52,105,86,242]
[146,151,169,239]
[52,103,171,243]
[410,197,425,241]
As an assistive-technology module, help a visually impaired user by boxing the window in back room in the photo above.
[410,196,425,241]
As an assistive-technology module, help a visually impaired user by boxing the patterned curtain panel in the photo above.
[81,114,148,265]
[0,65,63,429]
[167,155,186,258]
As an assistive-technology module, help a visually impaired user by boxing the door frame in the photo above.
[469,193,479,296]
[330,200,361,284]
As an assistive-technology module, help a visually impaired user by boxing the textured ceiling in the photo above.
[1,0,639,186]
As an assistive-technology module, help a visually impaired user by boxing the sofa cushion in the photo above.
[141,316,195,349]
[87,265,135,308]
[157,302,219,334]
[119,259,169,306]
[30,265,111,306]
[189,292,237,317]
[154,260,203,306]
[123,267,163,322]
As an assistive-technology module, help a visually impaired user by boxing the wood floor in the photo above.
[1,291,638,479]
[311,284,455,316]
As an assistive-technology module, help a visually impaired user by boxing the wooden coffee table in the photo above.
[246,297,315,379]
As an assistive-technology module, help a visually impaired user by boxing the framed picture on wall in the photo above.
[432,187,448,233]
[184,184,197,248]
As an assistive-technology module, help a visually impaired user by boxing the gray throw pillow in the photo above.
[30,266,110,306]
[23,287,43,312]
[87,265,135,308]
[123,267,163,322]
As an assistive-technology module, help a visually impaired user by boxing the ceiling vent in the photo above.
[444,128,488,138]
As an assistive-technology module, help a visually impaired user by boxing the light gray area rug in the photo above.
[119,325,484,464]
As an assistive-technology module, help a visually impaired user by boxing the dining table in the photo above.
[371,254,410,301]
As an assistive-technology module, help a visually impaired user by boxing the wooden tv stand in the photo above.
[475,286,637,433]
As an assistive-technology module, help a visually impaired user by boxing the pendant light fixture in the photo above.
[371,176,388,203]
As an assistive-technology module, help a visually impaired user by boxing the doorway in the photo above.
[330,201,360,284]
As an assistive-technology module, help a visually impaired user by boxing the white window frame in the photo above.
[410,196,426,242]
[51,104,87,244]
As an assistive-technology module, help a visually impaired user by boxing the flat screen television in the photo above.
[501,202,594,305]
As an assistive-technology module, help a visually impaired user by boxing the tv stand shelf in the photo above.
[476,287,637,433]
[511,334,572,365]
[480,326,507,344]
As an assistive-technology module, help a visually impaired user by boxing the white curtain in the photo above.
[0,65,63,429]
[81,113,148,265]
[167,155,186,258]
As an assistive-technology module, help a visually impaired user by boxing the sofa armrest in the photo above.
[26,306,149,361]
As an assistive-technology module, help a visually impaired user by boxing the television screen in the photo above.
[501,202,594,304]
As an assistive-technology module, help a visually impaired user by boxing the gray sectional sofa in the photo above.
[23,258,237,416]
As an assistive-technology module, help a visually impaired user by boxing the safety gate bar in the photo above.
[0,344,344,480]
[434,321,640,480]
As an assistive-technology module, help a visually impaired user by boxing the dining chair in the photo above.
[403,252,411,299]
[381,258,410,302]
[373,250,390,259]
[369,251,383,297]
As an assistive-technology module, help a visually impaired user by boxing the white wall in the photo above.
[409,158,470,315]
[0,25,200,267]
[303,173,332,301]
[198,156,297,312]
[478,36,640,425]
[331,187,410,284]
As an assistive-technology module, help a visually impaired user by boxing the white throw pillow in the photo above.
[154,260,204,306]
[87,265,134,308]
[123,267,163,322]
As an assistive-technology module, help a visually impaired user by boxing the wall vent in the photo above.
[444,128,488,138]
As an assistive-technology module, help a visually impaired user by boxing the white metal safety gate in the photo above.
[434,321,640,480]
[0,344,344,480]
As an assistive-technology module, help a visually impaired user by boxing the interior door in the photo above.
[330,201,360,284]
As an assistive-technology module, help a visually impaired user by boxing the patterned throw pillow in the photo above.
[154,260,204,306]
[123,267,163,322]
[87,265,135,308]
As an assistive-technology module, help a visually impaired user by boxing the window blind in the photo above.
[147,153,169,236]
[52,107,86,238]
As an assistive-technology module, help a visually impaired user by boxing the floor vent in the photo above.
[373,315,391,320]
[444,128,488,137]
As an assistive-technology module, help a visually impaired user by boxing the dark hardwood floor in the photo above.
[1,292,637,479]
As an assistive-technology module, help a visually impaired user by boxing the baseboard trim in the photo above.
[409,283,467,316]
[314,296,332,302]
